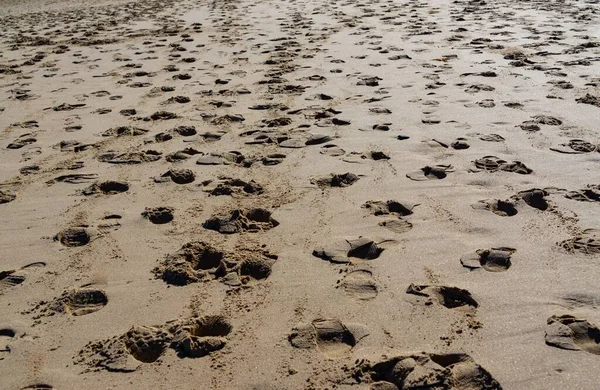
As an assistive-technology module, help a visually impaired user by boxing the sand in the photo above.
[1,0,600,388]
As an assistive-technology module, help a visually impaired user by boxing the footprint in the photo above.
[313,238,392,264]
[38,288,108,316]
[340,270,378,300]
[550,139,598,154]
[460,247,515,271]
[153,241,277,286]
[473,156,532,174]
[289,319,368,359]
[158,169,195,184]
[363,200,418,217]
[406,284,478,309]
[0,328,14,360]
[355,352,501,389]
[320,144,345,157]
[201,177,263,196]
[6,134,37,149]
[142,207,174,224]
[471,199,518,216]
[202,208,279,234]
[54,227,90,247]
[46,174,98,185]
[310,173,359,188]
[565,185,600,202]
[559,229,600,254]
[517,189,549,210]
[102,126,148,137]
[80,181,129,195]
[0,190,16,204]
[0,262,45,294]
[76,315,231,372]
[98,150,161,164]
[406,165,453,181]
[545,315,600,355]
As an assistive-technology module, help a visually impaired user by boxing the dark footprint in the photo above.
[340,270,378,300]
[142,207,174,224]
[0,190,16,204]
[311,173,359,188]
[559,229,600,254]
[565,185,600,202]
[406,284,478,309]
[159,169,195,184]
[363,200,418,216]
[461,247,515,271]
[42,288,108,316]
[102,126,148,137]
[80,181,129,195]
[203,208,279,234]
[21,385,54,390]
[518,189,549,210]
[289,319,368,359]
[471,199,518,216]
[546,315,600,355]
[313,238,391,264]
[407,165,453,181]
[355,352,501,389]
[54,227,90,247]
[202,177,263,196]
[7,134,37,149]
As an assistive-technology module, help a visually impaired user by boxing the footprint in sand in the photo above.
[79,181,129,196]
[406,165,454,181]
[34,288,108,317]
[310,173,359,188]
[472,156,532,174]
[157,169,196,184]
[288,319,369,359]
[203,208,279,234]
[565,185,600,202]
[339,270,378,300]
[0,262,46,295]
[559,229,600,254]
[545,315,600,355]
[354,352,502,389]
[406,284,478,309]
[153,241,277,287]
[98,150,162,164]
[201,177,263,196]
[76,315,232,372]
[471,199,518,217]
[54,227,91,247]
[461,247,515,272]
[313,238,394,264]
[142,207,174,224]
[0,190,17,204]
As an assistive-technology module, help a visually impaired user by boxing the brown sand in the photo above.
[1,0,600,388]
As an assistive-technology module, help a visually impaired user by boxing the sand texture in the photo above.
[1,0,600,388]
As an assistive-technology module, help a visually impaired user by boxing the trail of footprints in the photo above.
[1,0,600,387]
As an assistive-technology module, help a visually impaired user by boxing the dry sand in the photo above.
[1,0,600,388]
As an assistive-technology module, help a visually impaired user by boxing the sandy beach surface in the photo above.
[1,0,600,388]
